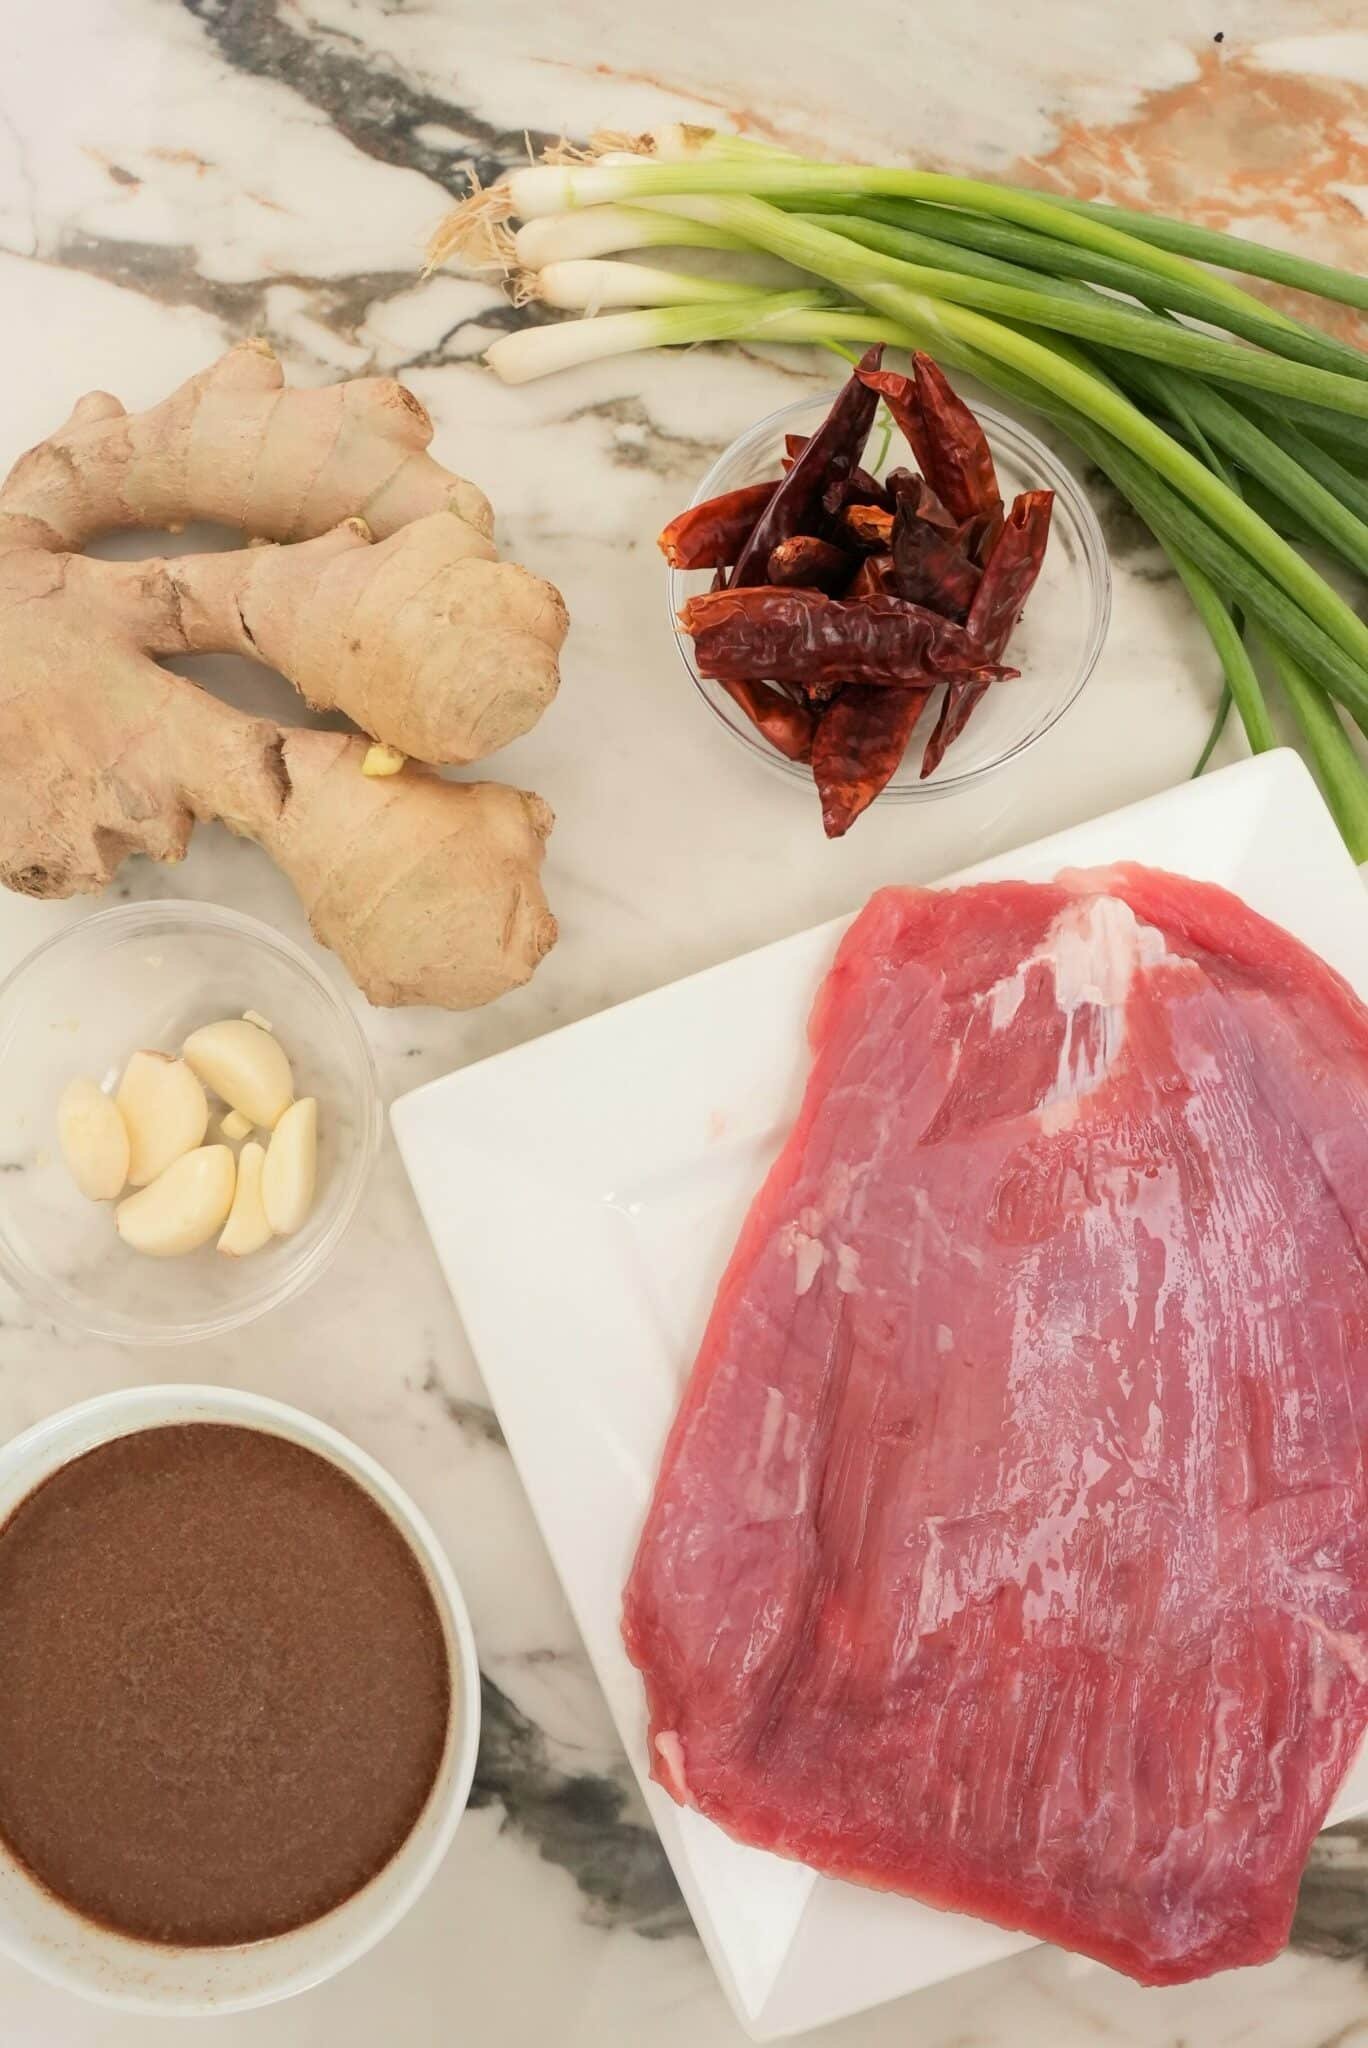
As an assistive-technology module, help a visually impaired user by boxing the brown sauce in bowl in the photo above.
[0,1422,451,1947]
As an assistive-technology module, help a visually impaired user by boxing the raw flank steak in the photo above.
[624,868,1368,1984]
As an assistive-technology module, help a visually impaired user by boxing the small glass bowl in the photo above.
[667,390,1111,799]
[0,903,382,1346]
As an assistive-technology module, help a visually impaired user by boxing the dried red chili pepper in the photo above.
[890,470,978,606]
[766,534,852,591]
[966,489,1055,660]
[680,587,1014,695]
[847,553,897,599]
[780,444,887,501]
[783,435,892,503]
[846,466,894,510]
[917,677,989,780]
[911,353,1004,527]
[813,685,933,838]
[854,366,935,479]
[729,347,883,586]
[892,524,980,618]
[890,472,981,619]
[659,350,1043,826]
[858,357,1003,527]
[885,469,957,532]
[658,482,776,570]
[920,487,1054,776]
[968,504,1005,568]
[839,503,895,552]
[719,676,815,762]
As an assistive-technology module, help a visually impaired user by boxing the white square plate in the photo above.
[392,751,1368,2040]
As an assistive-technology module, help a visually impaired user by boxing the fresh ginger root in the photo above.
[0,341,568,1009]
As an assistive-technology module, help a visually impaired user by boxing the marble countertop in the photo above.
[2,3,1367,2043]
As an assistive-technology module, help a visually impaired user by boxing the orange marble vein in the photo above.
[1016,47,1368,342]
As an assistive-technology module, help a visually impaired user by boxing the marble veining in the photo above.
[1,1,1367,2043]
[472,1675,690,1942]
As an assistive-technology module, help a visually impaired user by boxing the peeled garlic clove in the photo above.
[182,1020,294,1130]
[116,1146,236,1257]
[220,1108,253,1143]
[116,1051,210,1187]
[261,1098,317,1237]
[57,1077,130,1201]
[217,1141,272,1257]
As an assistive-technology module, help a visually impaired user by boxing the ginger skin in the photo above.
[0,343,567,1009]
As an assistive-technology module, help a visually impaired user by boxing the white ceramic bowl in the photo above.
[668,389,1111,799]
[0,1386,480,2015]
[0,903,382,1345]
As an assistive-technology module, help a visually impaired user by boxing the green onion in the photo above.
[1119,361,1241,493]
[1246,394,1368,463]
[1112,365,1368,579]
[1234,477,1323,548]
[797,219,1368,577]
[1247,411,1368,530]
[646,129,1368,317]
[686,199,1368,418]
[1037,191,1368,315]
[483,290,852,382]
[1191,685,1234,778]
[1069,429,1368,729]
[1264,641,1368,860]
[505,157,1318,336]
[1164,550,1276,756]
[531,260,795,309]
[1066,362,1258,769]
[796,199,1368,384]
[513,206,750,266]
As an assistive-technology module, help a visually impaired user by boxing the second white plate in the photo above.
[392,751,1368,2041]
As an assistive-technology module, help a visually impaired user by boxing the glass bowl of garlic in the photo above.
[0,903,381,1344]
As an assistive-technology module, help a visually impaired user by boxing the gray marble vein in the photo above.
[472,1676,690,1940]
[183,0,556,195]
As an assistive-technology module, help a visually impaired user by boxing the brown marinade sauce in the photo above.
[0,1423,452,1947]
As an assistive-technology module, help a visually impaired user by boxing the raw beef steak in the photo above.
[623,868,1368,1985]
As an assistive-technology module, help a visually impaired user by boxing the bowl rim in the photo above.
[0,1384,481,2014]
[0,901,383,1346]
[666,386,1112,800]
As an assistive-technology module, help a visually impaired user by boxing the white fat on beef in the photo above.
[654,1731,691,1803]
[987,892,1179,1127]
